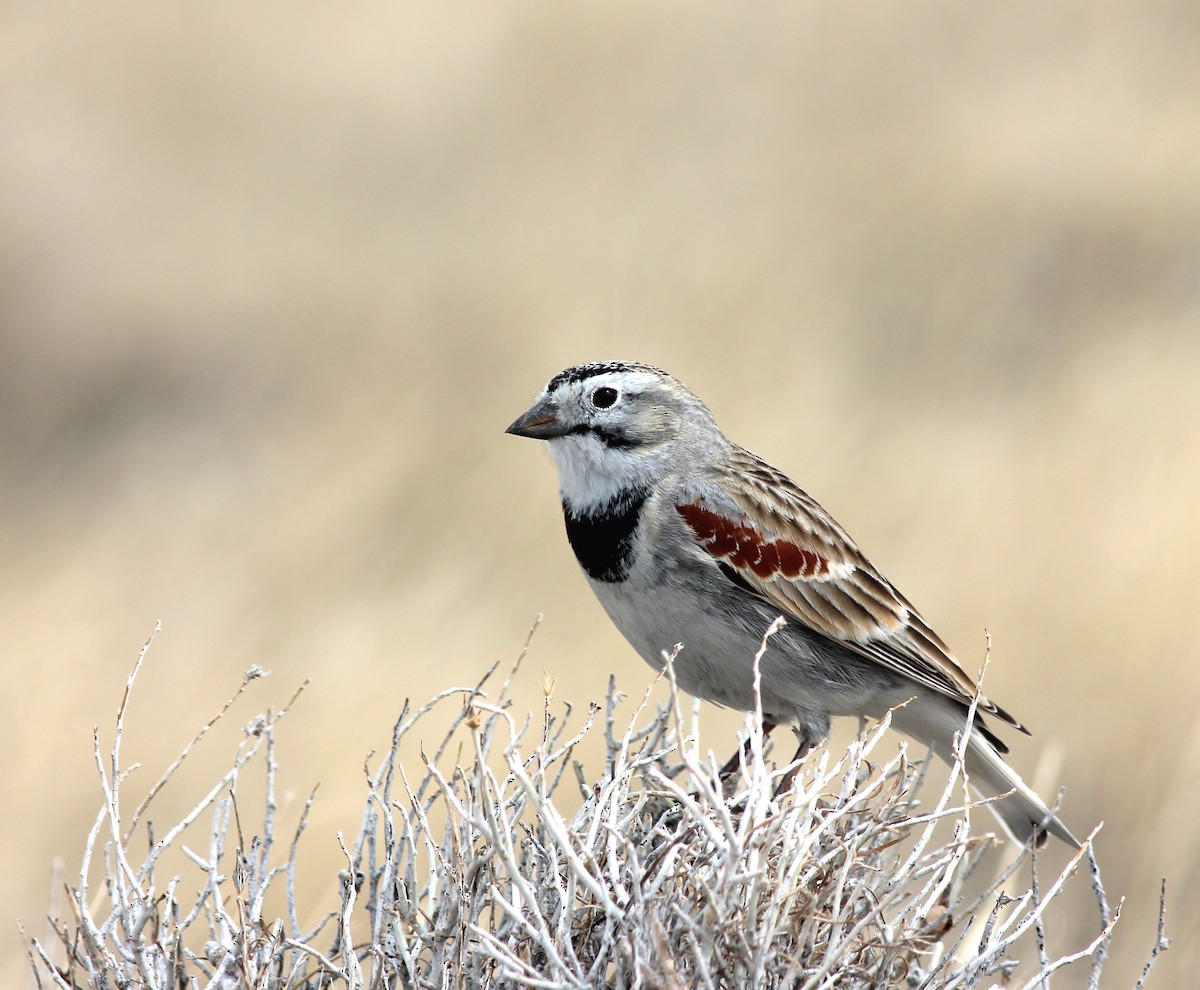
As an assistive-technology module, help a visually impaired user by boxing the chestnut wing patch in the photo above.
[676,502,832,579]
[682,462,1030,735]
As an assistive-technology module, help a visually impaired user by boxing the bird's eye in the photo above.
[591,386,618,409]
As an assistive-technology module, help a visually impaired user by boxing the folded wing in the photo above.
[675,445,1028,738]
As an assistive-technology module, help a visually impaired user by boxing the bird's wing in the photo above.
[675,445,1027,734]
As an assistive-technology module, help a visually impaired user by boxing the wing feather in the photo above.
[676,445,1028,734]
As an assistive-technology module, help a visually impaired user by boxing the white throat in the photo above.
[547,434,668,511]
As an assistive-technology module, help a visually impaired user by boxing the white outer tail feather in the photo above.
[891,701,1080,848]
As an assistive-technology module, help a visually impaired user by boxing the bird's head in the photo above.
[506,361,722,509]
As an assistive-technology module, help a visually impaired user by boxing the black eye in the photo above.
[591,386,618,409]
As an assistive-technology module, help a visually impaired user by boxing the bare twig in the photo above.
[27,623,1165,990]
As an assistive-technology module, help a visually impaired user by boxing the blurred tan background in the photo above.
[2,2,1197,985]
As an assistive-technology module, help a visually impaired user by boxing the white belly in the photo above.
[587,573,895,728]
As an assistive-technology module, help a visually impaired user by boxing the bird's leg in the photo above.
[774,734,815,796]
[718,716,777,779]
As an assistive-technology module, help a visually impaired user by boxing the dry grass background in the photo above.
[2,3,1197,986]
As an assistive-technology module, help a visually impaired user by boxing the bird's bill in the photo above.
[505,399,572,439]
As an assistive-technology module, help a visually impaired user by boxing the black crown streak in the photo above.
[546,361,666,392]
[561,488,648,582]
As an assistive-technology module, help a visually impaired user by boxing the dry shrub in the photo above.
[26,623,1167,989]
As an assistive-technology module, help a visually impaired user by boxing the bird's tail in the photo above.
[891,701,1080,849]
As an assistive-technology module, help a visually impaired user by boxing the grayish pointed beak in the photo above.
[505,398,572,439]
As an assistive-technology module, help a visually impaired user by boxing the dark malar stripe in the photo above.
[564,423,638,449]
[562,488,647,582]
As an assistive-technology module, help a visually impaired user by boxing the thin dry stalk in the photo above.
[28,623,1166,990]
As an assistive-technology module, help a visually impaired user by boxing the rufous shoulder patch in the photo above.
[676,502,831,580]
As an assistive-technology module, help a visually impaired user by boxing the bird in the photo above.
[506,360,1078,847]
